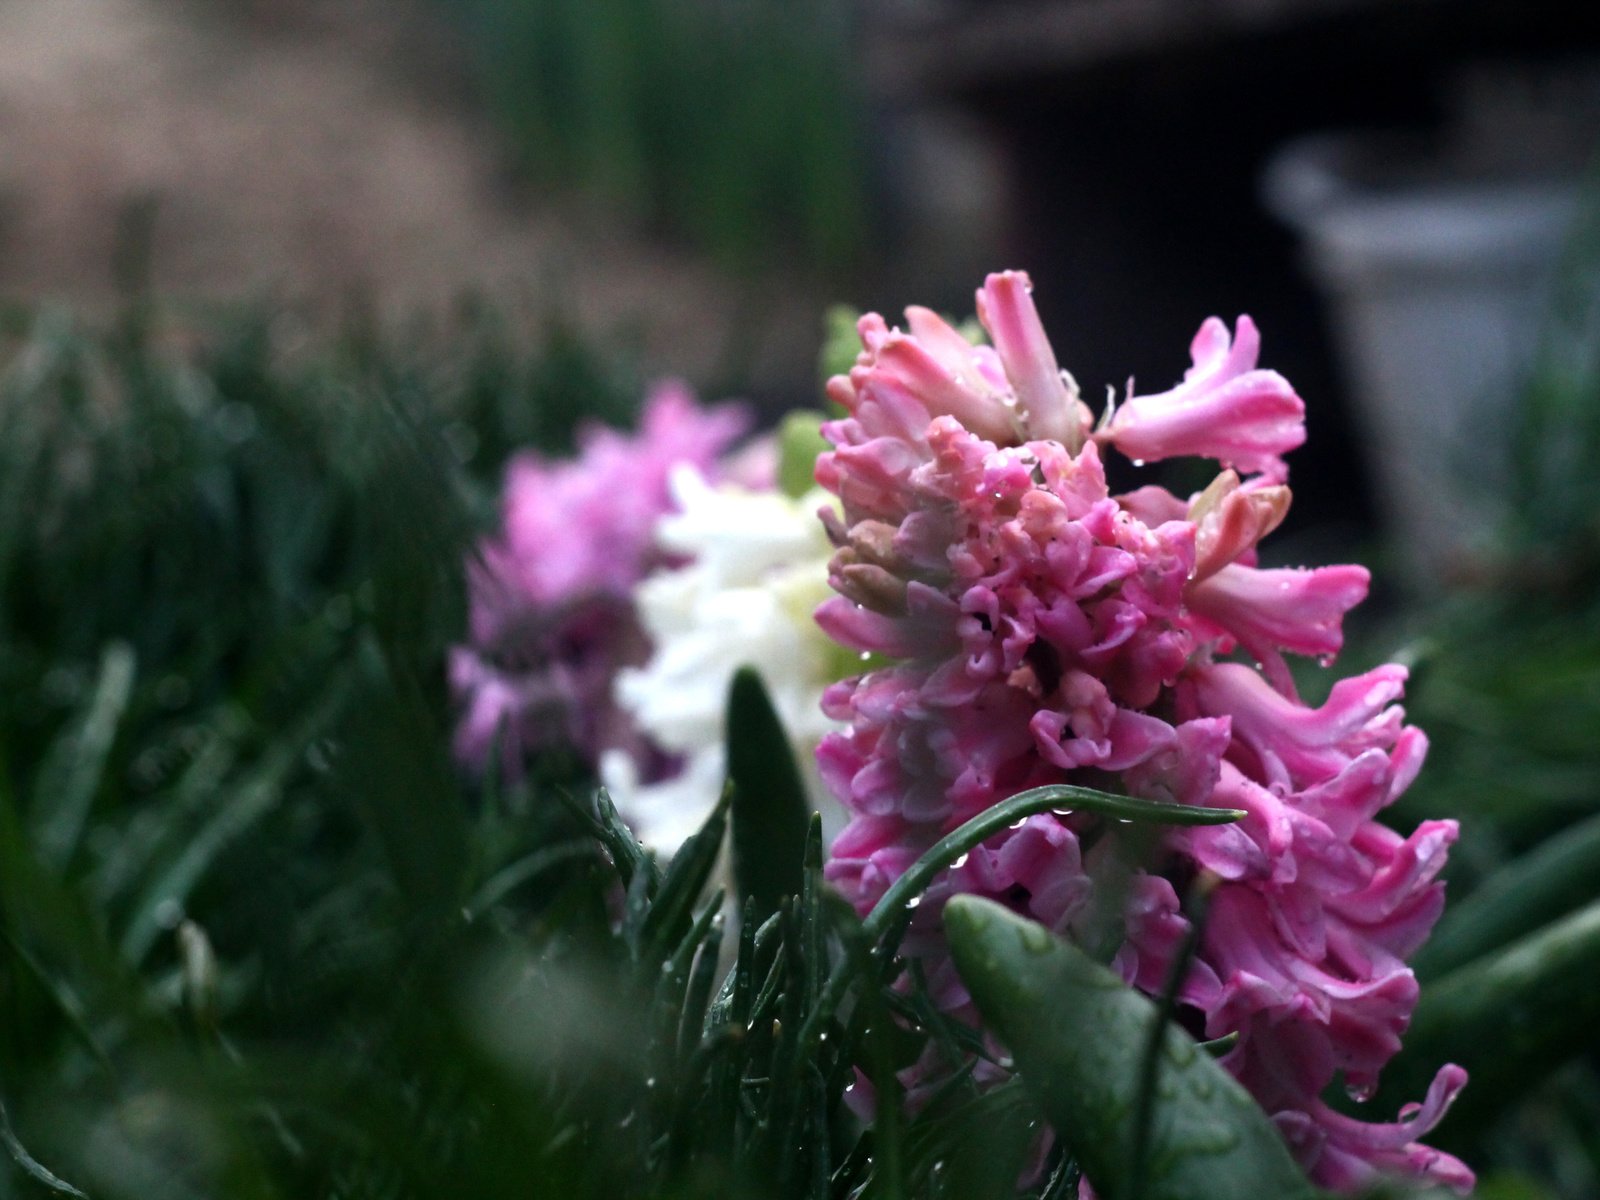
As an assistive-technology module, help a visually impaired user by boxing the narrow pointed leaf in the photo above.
[863,784,1240,945]
[639,791,729,966]
[33,641,136,869]
[0,1097,87,1198]
[799,784,1242,1055]
[726,666,810,923]
[1415,810,1600,980]
[944,896,1315,1200]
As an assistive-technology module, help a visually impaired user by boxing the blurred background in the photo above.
[3,2,1600,1197]
[0,0,1593,550]
[2,0,1598,557]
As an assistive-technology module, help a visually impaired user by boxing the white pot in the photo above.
[1264,132,1578,583]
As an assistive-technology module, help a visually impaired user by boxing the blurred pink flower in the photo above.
[814,271,1469,1194]
[451,382,748,778]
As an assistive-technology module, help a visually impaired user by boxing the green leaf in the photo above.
[464,842,598,920]
[639,790,730,968]
[569,786,658,896]
[1378,896,1600,1139]
[334,640,468,924]
[32,640,136,869]
[797,784,1243,1057]
[120,671,353,963]
[943,896,1316,1200]
[0,1096,87,1198]
[1415,809,1600,980]
[862,784,1241,946]
[1468,1171,1562,1200]
[726,666,811,923]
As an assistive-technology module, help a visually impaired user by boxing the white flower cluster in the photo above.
[601,465,846,853]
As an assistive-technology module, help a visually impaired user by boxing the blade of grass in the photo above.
[0,1095,88,1199]
[33,641,136,870]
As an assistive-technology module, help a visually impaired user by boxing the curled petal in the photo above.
[905,305,1014,399]
[1118,482,1190,526]
[1100,315,1305,475]
[1191,474,1292,581]
[865,331,1020,444]
[815,581,962,660]
[1188,661,1408,789]
[1303,1065,1474,1194]
[1188,563,1370,693]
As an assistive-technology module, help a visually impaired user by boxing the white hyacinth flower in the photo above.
[602,464,845,855]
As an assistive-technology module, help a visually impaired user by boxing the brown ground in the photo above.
[0,0,822,389]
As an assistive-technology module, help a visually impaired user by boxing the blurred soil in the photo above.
[0,0,821,391]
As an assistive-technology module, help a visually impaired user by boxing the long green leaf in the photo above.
[863,784,1241,944]
[639,790,730,968]
[0,1096,87,1198]
[797,784,1242,1072]
[1415,810,1600,980]
[33,641,136,870]
[120,671,352,963]
[943,896,1315,1200]
[726,666,810,923]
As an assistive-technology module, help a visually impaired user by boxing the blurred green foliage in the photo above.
[0,300,649,1198]
[453,0,869,274]
[1346,183,1600,1195]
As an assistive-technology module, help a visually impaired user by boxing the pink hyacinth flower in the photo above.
[451,382,748,776]
[811,270,1470,1196]
[1099,315,1306,477]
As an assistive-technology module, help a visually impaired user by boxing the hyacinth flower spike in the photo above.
[812,270,1471,1194]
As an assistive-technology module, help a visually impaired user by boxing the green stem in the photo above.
[799,785,1243,1059]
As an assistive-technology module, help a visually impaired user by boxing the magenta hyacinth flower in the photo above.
[450,382,749,778]
[814,271,1471,1194]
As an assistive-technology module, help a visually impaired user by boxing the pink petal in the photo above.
[975,270,1090,448]
[1100,315,1305,475]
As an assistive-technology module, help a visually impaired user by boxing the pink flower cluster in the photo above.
[815,272,1471,1193]
[451,383,748,778]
